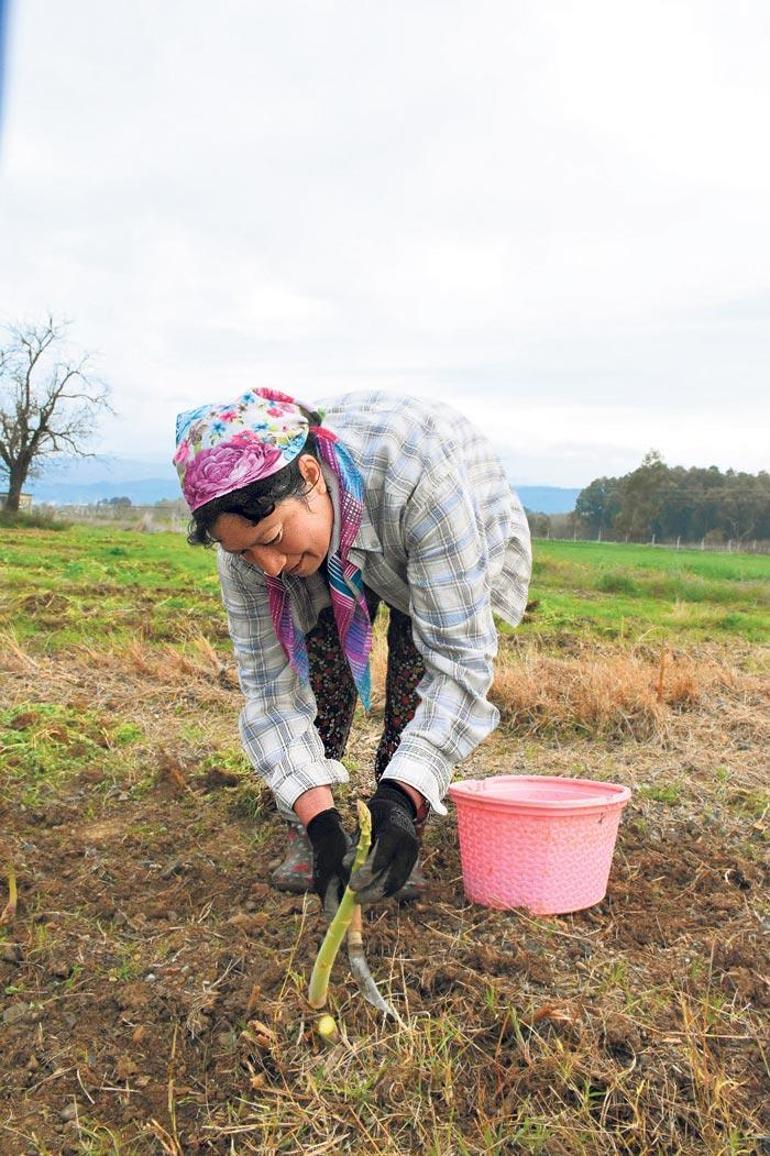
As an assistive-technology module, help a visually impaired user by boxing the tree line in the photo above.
[546,451,770,545]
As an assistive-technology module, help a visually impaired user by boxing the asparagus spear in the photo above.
[308,800,371,1009]
[0,864,17,925]
[308,800,403,1022]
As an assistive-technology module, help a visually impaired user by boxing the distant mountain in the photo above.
[24,455,581,513]
[514,486,580,514]
[28,477,182,505]
[26,456,180,505]
[32,456,177,485]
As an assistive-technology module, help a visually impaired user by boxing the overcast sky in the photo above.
[1,0,768,485]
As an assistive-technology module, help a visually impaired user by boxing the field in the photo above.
[1,526,768,1154]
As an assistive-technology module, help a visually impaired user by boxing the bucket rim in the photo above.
[447,774,631,812]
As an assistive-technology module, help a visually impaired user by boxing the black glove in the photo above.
[306,808,350,920]
[347,782,420,903]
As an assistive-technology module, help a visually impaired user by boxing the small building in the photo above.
[0,492,33,510]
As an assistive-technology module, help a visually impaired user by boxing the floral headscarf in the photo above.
[173,388,312,511]
[172,386,373,708]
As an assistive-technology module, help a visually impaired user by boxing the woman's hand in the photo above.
[347,782,421,903]
[306,809,351,919]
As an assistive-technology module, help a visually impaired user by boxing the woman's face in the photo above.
[213,455,334,579]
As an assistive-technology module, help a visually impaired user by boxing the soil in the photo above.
[1,649,768,1155]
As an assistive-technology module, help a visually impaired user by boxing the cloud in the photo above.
[0,0,767,482]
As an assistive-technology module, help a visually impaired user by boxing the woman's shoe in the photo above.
[271,817,429,900]
[270,820,313,893]
[394,856,428,901]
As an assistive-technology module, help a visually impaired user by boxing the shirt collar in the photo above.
[351,503,382,554]
[322,462,382,556]
[321,463,341,557]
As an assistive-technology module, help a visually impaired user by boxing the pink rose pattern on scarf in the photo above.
[181,440,283,511]
[173,388,310,511]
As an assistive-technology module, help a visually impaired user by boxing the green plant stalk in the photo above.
[0,864,17,925]
[308,800,371,1010]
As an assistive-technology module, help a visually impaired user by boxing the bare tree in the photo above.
[0,315,111,512]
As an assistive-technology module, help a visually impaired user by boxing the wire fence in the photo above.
[35,502,189,532]
[534,531,770,555]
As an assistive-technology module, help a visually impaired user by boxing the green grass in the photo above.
[0,524,225,650]
[529,539,770,643]
[2,525,769,650]
[538,538,770,580]
[1,701,144,807]
[636,782,684,805]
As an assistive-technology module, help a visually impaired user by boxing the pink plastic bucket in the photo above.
[448,775,631,914]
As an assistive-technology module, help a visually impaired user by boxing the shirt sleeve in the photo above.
[379,465,509,815]
[217,549,349,815]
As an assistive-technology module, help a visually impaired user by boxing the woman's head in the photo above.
[188,440,335,579]
[174,388,318,510]
[174,389,333,576]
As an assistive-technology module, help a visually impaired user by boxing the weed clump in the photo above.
[596,571,640,597]
[0,508,70,530]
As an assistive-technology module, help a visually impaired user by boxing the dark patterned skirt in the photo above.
[306,587,425,777]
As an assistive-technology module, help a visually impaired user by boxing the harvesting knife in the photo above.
[346,906,401,1020]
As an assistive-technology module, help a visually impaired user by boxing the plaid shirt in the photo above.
[217,391,532,816]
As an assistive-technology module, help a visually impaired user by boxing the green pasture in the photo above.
[1,524,769,649]
[0,524,225,651]
[529,538,770,644]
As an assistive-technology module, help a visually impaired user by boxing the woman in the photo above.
[174,388,531,914]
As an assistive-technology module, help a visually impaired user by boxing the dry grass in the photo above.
[489,643,768,744]
[370,615,769,748]
[5,623,767,752]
